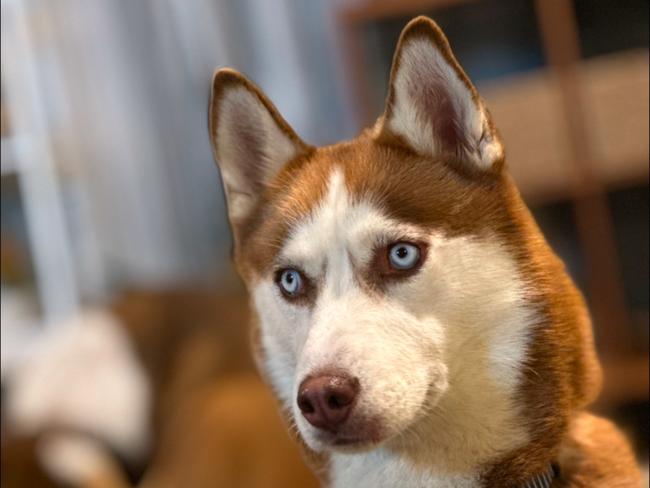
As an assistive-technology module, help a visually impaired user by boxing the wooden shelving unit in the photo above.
[335,0,649,407]
[481,50,648,204]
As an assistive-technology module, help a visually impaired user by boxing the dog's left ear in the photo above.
[375,16,504,171]
[209,69,312,240]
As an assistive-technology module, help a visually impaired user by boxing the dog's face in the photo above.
[245,157,536,454]
[209,17,601,463]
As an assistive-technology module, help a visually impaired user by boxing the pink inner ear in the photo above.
[230,102,268,190]
[408,67,471,159]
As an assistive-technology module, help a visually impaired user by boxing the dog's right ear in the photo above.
[374,17,504,172]
[209,69,311,240]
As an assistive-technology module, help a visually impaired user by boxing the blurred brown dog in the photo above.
[2,288,318,488]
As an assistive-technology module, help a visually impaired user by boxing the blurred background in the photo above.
[1,0,648,486]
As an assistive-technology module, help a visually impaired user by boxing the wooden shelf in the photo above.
[334,1,648,382]
[340,0,474,24]
[596,354,650,408]
[336,4,648,205]
[480,50,649,204]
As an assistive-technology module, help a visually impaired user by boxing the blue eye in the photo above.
[388,243,420,270]
[278,269,303,297]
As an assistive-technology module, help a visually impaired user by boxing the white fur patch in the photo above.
[331,451,478,488]
[6,309,151,461]
[387,38,503,169]
[215,85,300,223]
[37,433,117,486]
[251,168,535,484]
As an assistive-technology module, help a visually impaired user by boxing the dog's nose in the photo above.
[297,373,360,432]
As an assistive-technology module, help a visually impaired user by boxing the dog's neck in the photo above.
[326,409,521,486]
[329,449,479,488]
[328,431,556,488]
[329,452,555,488]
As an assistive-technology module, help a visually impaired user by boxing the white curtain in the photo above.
[4,0,354,302]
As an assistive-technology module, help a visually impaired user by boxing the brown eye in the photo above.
[388,242,420,270]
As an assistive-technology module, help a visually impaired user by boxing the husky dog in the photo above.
[209,16,641,488]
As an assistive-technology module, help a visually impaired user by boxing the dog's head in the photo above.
[208,17,601,463]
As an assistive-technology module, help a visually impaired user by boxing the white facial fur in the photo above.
[385,38,503,169]
[252,169,535,482]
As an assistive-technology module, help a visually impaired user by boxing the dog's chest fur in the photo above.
[331,450,478,488]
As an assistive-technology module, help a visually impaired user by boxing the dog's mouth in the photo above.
[306,415,386,452]
[313,430,384,451]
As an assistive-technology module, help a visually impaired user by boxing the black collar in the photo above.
[520,464,558,488]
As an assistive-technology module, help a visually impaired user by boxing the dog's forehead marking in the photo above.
[282,169,369,298]
[280,168,428,283]
[281,169,349,277]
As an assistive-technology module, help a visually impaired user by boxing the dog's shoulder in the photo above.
[557,412,641,487]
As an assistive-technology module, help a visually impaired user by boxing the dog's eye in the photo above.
[277,268,305,297]
[388,242,421,270]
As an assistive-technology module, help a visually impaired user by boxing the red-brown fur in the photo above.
[209,16,641,487]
